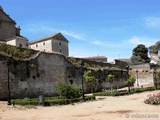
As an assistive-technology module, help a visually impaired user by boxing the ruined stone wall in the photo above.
[129,64,154,87]
[0,53,128,99]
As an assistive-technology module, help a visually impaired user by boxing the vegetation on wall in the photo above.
[54,70,82,99]
[83,70,97,93]
[0,43,37,60]
[107,74,115,90]
[83,70,96,83]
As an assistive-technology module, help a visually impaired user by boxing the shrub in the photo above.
[11,96,95,106]
[11,98,38,105]
[144,93,160,105]
[56,83,82,99]
[93,91,114,96]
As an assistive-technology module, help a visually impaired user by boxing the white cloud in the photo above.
[25,23,56,34]
[91,39,128,48]
[91,40,104,46]
[60,30,85,40]
[24,23,85,40]
[145,16,160,28]
[129,37,158,47]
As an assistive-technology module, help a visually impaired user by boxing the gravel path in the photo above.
[0,90,160,120]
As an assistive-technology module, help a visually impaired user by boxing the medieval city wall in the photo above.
[0,52,127,99]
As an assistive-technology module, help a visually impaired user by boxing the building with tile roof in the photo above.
[29,32,69,57]
[0,6,69,56]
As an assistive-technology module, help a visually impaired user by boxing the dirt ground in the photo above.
[0,90,160,120]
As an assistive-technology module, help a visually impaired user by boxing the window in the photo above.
[59,42,61,46]
[43,42,45,45]
[19,43,22,48]
[60,49,62,53]
[36,44,38,47]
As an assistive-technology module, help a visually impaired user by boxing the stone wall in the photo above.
[129,64,154,87]
[0,52,128,99]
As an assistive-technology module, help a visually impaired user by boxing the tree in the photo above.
[125,74,135,94]
[107,74,115,90]
[131,44,150,64]
[83,70,96,93]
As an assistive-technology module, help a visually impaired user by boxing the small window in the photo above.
[36,44,38,47]
[60,49,62,53]
[19,43,22,48]
[59,42,61,46]
[44,49,45,51]
[43,42,45,45]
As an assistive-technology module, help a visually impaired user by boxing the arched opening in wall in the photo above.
[43,42,45,46]
[70,79,73,85]
[60,49,62,53]
[36,44,38,47]
[19,43,22,48]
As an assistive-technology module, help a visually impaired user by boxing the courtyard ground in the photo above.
[0,90,160,120]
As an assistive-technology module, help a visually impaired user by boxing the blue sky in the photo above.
[1,0,160,61]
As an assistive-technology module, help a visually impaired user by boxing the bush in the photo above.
[11,96,95,106]
[56,83,82,99]
[93,86,160,97]
[144,93,160,105]
[11,98,38,105]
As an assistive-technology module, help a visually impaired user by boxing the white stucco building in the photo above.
[29,33,69,57]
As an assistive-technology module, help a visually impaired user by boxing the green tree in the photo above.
[107,74,115,90]
[125,74,136,87]
[83,70,96,93]
[131,44,150,64]
[125,74,135,94]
